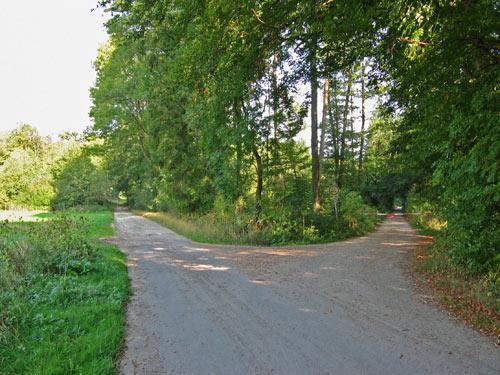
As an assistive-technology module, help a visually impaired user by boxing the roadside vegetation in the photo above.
[0,211,129,374]
[0,124,113,210]
[136,190,378,245]
[407,198,499,341]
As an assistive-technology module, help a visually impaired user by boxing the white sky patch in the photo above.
[0,3,376,144]
[296,80,377,147]
[0,1,108,137]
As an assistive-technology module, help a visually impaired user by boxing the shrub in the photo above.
[339,190,378,235]
[141,189,379,246]
[0,149,55,209]
[52,154,114,209]
[406,191,446,233]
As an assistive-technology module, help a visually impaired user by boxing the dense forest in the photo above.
[88,0,497,273]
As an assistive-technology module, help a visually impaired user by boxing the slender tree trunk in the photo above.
[319,79,330,163]
[253,146,263,218]
[271,53,279,141]
[358,64,366,178]
[338,68,353,189]
[270,52,281,186]
[329,81,340,185]
[349,89,355,170]
[234,99,243,198]
[310,46,321,211]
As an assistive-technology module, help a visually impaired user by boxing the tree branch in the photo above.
[398,37,432,46]
[251,8,266,25]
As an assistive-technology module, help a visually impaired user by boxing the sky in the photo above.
[0,1,108,137]
[0,2,374,144]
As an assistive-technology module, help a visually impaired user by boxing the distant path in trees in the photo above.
[114,210,499,375]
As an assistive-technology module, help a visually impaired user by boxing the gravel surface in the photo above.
[115,210,499,375]
[0,210,45,221]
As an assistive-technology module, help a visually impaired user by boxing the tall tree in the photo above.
[319,79,330,163]
[338,68,353,188]
[310,43,321,211]
[358,63,366,176]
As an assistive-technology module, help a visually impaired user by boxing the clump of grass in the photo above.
[34,210,114,238]
[136,201,378,247]
[139,190,379,246]
[138,210,253,245]
[0,211,128,374]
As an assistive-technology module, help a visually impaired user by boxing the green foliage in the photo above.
[406,191,446,235]
[5,123,44,155]
[88,0,497,274]
[0,211,128,374]
[140,188,377,246]
[0,149,54,208]
[376,0,499,274]
[0,125,55,209]
[52,152,114,210]
[0,125,113,210]
[339,190,378,234]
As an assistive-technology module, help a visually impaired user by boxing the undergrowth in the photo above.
[0,211,129,374]
[135,191,379,246]
[407,203,499,341]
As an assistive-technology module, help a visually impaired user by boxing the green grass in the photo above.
[135,210,243,245]
[135,209,380,246]
[35,210,115,238]
[0,210,129,374]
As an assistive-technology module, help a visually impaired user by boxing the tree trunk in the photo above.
[271,53,279,141]
[358,64,366,178]
[253,146,263,218]
[319,79,330,164]
[349,88,355,170]
[329,80,340,185]
[234,98,243,198]
[338,68,353,189]
[310,46,321,211]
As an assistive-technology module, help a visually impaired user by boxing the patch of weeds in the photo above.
[412,237,499,342]
[0,211,129,374]
[136,205,379,247]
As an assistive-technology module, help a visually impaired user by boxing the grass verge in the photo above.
[134,209,380,246]
[135,210,245,245]
[0,210,129,374]
[408,216,499,343]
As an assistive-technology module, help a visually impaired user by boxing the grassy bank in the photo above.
[408,213,499,341]
[0,210,129,374]
[135,206,379,246]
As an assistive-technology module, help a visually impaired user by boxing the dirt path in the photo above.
[115,211,499,374]
[0,210,45,221]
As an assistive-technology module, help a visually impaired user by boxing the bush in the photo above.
[406,191,446,233]
[141,189,379,246]
[339,190,378,235]
[407,188,499,275]
[0,149,54,209]
[52,154,114,209]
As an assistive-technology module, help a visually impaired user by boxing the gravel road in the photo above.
[115,210,499,375]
